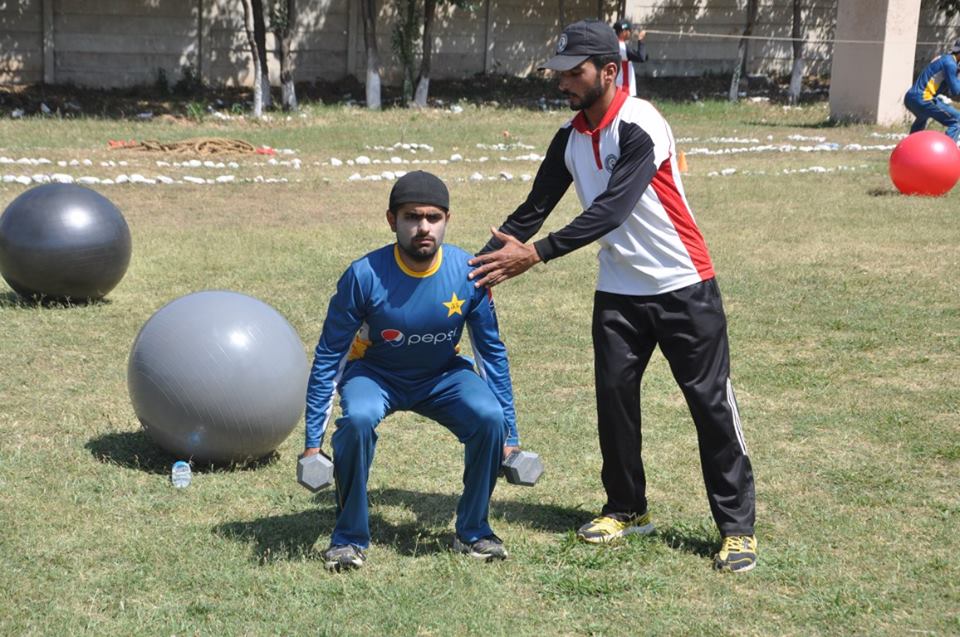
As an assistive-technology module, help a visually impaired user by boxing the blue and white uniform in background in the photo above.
[305,243,518,549]
[904,54,960,141]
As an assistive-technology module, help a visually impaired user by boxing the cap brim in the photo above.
[538,54,590,72]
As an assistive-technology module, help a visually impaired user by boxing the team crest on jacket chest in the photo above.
[604,153,619,172]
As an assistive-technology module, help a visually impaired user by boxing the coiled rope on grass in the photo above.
[110,137,258,155]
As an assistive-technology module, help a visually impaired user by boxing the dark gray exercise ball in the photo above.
[0,183,132,300]
[128,290,309,463]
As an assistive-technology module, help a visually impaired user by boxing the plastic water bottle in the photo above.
[171,461,192,488]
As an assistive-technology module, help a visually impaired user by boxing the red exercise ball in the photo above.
[889,130,960,196]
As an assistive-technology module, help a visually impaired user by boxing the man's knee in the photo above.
[477,400,504,430]
[335,405,382,442]
[465,398,504,440]
[596,372,633,398]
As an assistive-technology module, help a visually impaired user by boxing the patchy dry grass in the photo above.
[1,101,958,636]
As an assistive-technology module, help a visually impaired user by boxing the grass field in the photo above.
[0,99,958,636]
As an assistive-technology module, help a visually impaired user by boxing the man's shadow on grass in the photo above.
[86,429,279,475]
[214,487,590,563]
[655,524,720,559]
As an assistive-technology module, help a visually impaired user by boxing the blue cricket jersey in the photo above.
[305,243,519,448]
[907,54,960,103]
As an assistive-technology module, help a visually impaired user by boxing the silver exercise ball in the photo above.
[128,290,308,463]
[0,184,132,300]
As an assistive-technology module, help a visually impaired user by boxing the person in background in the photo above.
[904,38,960,142]
[613,19,648,97]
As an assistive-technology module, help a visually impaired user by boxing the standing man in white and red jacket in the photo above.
[613,19,648,97]
[468,19,757,573]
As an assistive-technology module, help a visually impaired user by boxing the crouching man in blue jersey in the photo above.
[904,38,960,141]
[303,170,520,572]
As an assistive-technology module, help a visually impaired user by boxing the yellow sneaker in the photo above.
[714,535,757,573]
[576,511,655,544]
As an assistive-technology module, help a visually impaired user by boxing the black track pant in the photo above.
[593,278,755,536]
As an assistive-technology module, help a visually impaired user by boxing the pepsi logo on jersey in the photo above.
[380,328,460,347]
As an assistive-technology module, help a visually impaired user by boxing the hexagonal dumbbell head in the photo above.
[297,453,334,492]
[502,449,544,486]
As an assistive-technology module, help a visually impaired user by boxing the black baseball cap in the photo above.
[613,20,632,33]
[951,38,960,54]
[539,19,620,72]
[389,170,449,212]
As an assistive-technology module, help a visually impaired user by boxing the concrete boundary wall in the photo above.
[1,0,958,89]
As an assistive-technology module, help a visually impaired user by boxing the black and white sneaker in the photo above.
[322,544,366,572]
[453,534,508,561]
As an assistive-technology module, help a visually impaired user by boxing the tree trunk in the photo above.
[242,0,264,118]
[361,0,382,110]
[787,0,804,105]
[414,0,436,108]
[273,0,298,111]
[252,0,272,110]
[728,0,758,102]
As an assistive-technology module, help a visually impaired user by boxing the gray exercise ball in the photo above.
[0,183,132,300]
[128,290,308,463]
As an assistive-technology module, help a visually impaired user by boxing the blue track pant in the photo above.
[329,360,505,549]
[905,92,960,141]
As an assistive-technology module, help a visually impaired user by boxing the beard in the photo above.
[397,232,441,263]
[566,77,605,111]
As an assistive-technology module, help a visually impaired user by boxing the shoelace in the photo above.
[722,536,750,553]
[590,516,626,531]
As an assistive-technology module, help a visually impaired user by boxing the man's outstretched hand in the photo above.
[468,228,541,288]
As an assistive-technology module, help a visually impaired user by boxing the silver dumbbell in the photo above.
[502,449,544,486]
[297,452,334,492]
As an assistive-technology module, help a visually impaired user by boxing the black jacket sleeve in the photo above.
[625,41,648,63]
[479,127,573,254]
[532,121,657,262]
